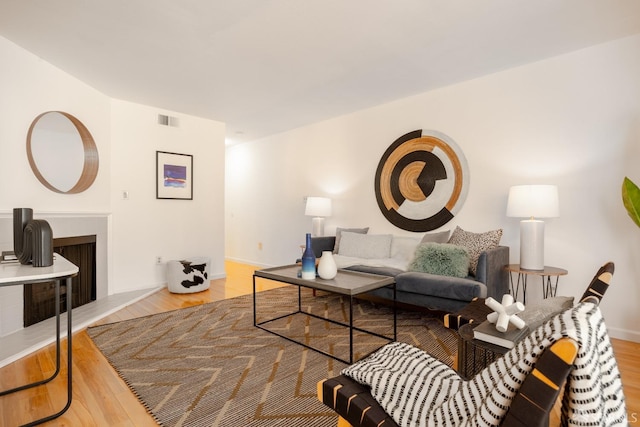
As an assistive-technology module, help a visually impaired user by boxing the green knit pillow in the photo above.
[408,243,470,278]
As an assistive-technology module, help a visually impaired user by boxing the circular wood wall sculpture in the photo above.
[374,129,470,232]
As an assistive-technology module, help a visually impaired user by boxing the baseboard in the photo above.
[607,325,640,343]
[225,256,273,269]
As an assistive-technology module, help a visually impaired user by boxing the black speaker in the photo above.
[13,207,32,256]
[13,208,54,267]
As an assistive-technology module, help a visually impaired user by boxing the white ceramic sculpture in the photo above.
[485,294,526,332]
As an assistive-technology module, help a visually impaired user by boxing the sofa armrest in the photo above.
[475,245,509,299]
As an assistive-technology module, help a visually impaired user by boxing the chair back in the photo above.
[501,338,579,427]
[503,261,618,426]
[580,261,614,305]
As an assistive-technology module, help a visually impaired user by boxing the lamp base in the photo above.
[311,217,325,237]
[520,219,545,270]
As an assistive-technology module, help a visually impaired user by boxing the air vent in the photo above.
[157,114,179,127]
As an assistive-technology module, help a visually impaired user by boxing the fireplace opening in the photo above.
[23,235,97,327]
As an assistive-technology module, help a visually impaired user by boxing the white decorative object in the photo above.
[305,196,332,237]
[317,251,338,279]
[507,185,559,270]
[485,294,526,332]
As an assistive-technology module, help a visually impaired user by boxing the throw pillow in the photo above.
[334,227,369,253]
[448,226,503,276]
[338,232,392,259]
[420,229,450,244]
[390,236,422,262]
[408,243,470,278]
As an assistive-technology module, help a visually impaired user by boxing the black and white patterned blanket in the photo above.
[342,302,627,426]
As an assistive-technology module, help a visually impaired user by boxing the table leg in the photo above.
[14,277,73,427]
[509,272,516,298]
[510,273,528,304]
[63,276,73,415]
[457,335,466,377]
[0,285,63,397]
[253,274,257,326]
[349,295,354,364]
[542,275,560,298]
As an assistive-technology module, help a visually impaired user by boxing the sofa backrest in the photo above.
[310,236,336,257]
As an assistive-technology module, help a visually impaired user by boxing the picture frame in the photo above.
[156,151,193,200]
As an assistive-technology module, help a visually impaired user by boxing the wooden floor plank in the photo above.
[0,261,637,426]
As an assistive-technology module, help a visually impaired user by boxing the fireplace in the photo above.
[23,235,97,327]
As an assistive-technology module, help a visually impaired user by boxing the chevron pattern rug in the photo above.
[88,286,457,427]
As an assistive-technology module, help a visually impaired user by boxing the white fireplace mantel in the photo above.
[0,212,111,338]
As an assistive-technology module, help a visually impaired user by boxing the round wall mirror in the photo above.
[26,111,99,194]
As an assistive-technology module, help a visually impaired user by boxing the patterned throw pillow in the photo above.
[408,243,470,278]
[447,226,503,276]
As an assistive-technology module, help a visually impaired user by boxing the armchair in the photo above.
[318,262,625,427]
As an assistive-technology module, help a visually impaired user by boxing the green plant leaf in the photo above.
[622,177,640,228]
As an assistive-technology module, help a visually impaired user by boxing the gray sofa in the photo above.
[309,236,509,312]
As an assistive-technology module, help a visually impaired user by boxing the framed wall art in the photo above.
[156,151,193,200]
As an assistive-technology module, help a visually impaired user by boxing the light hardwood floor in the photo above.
[0,261,638,426]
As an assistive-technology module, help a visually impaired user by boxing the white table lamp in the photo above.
[305,197,332,237]
[507,185,559,270]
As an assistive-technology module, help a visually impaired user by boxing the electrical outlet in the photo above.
[156,256,162,264]
[258,242,263,250]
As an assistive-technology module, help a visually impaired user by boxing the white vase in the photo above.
[317,251,337,279]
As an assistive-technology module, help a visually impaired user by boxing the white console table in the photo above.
[0,254,78,426]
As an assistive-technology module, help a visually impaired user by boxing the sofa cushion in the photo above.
[333,227,369,252]
[395,271,487,300]
[448,226,503,276]
[338,232,393,259]
[408,243,469,278]
[420,230,450,244]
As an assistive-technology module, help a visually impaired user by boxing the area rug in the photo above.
[88,287,457,427]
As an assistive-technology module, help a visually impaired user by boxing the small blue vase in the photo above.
[301,233,316,279]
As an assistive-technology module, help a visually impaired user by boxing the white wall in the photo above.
[0,37,111,212]
[110,100,226,292]
[226,34,640,342]
[0,35,226,335]
[0,36,112,336]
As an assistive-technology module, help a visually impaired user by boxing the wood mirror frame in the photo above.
[26,111,99,194]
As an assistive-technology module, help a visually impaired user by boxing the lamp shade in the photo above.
[305,197,332,217]
[506,185,559,218]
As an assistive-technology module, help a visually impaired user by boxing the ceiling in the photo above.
[2,1,640,144]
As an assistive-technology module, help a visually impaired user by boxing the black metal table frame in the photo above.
[457,323,507,380]
[0,274,74,427]
[253,274,396,365]
[509,272,561,304]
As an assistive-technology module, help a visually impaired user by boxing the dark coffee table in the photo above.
[253,265,396,364]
